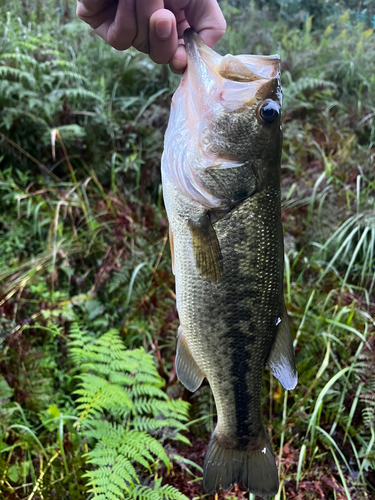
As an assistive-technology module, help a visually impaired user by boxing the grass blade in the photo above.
[296,443,306,489]
[306,367,350,441]
[331,449,352,500]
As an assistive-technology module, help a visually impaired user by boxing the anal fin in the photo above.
[266,303,298,390]
[188,212,223,282]
[176,327,205,392]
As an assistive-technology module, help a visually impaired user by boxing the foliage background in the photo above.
[0,0,374,499]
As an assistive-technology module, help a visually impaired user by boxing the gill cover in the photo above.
[162,29,281,208]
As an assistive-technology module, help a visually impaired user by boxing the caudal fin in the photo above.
[203,430,279,498]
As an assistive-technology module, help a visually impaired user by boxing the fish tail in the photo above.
[203,429,279,498]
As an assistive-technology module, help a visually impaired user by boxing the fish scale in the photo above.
[179,191,283,438]
[162,29,298,498]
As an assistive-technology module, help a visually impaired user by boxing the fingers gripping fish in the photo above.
[161,29,298,498]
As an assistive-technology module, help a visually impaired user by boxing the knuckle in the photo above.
[108,27,136,51]
[76,3,86,21]
[151,53,170,65]
[133,39,150,54]
[111,40,132,51]
[212,26,226,45]
[75,2,95,24]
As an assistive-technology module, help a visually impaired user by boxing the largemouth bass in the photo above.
[161,29,297,498]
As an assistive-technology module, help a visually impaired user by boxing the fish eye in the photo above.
[257,100,279,124]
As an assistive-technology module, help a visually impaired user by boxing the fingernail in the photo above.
[155,18,173,40]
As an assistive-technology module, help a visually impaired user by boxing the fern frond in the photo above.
[1,107,49,131]
[49,124,86,141]
[132,416,189,435]
[0,81,39,102]
[16,41,40,52]
[132,372,165,388]
[131,384,168,400]
[1,52,37,66]
[120,429,169,468]
[57,88,104,104]
[39,48,64,58]
[125,348,163,377]
[68,325,189,498]
[0,66,36,86]
[132,479,189,500]
[40,59,77,70]
[83,424,171,499]
[132,399,189,420]
[172,433,191,445]
[50,70,89,85]
[75,373,134,422]
[283,76,336,109]
[68,322,93,366]
[151,399,190,418]
[109,372,140,386]
[108,265,131,293]
[85,457,137,486]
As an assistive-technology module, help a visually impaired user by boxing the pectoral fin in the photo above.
[188,213,223,282]
[176,327,205,392]
[266,304,298,390]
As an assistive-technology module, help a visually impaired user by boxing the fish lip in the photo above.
[183,28,215,70]
[183,28,203,49]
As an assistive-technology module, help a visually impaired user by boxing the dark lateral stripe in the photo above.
[216,192,284,444]
[229,323,260,440]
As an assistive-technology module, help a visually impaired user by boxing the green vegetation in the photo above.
[0,1,374,499]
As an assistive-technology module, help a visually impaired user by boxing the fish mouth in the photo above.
[183,27,279,78]
[183,29,281,110]
[164,30,282,209]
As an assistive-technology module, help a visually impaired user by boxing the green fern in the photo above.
[132,479,189,500]
[69,324,189,500]
[68,323,94,367]
[283,75,336,109]
[83,422,168,499]
[0,18,105,155]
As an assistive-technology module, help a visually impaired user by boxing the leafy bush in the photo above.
[0,9,175,192]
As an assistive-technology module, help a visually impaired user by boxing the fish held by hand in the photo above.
[161,28,297,498]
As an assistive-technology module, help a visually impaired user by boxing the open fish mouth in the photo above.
[163,30,282,210]
[183,28,281,112]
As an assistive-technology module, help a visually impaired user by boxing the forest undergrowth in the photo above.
[0,1,374,499]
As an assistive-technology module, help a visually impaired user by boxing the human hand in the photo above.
[76,0,226,74]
